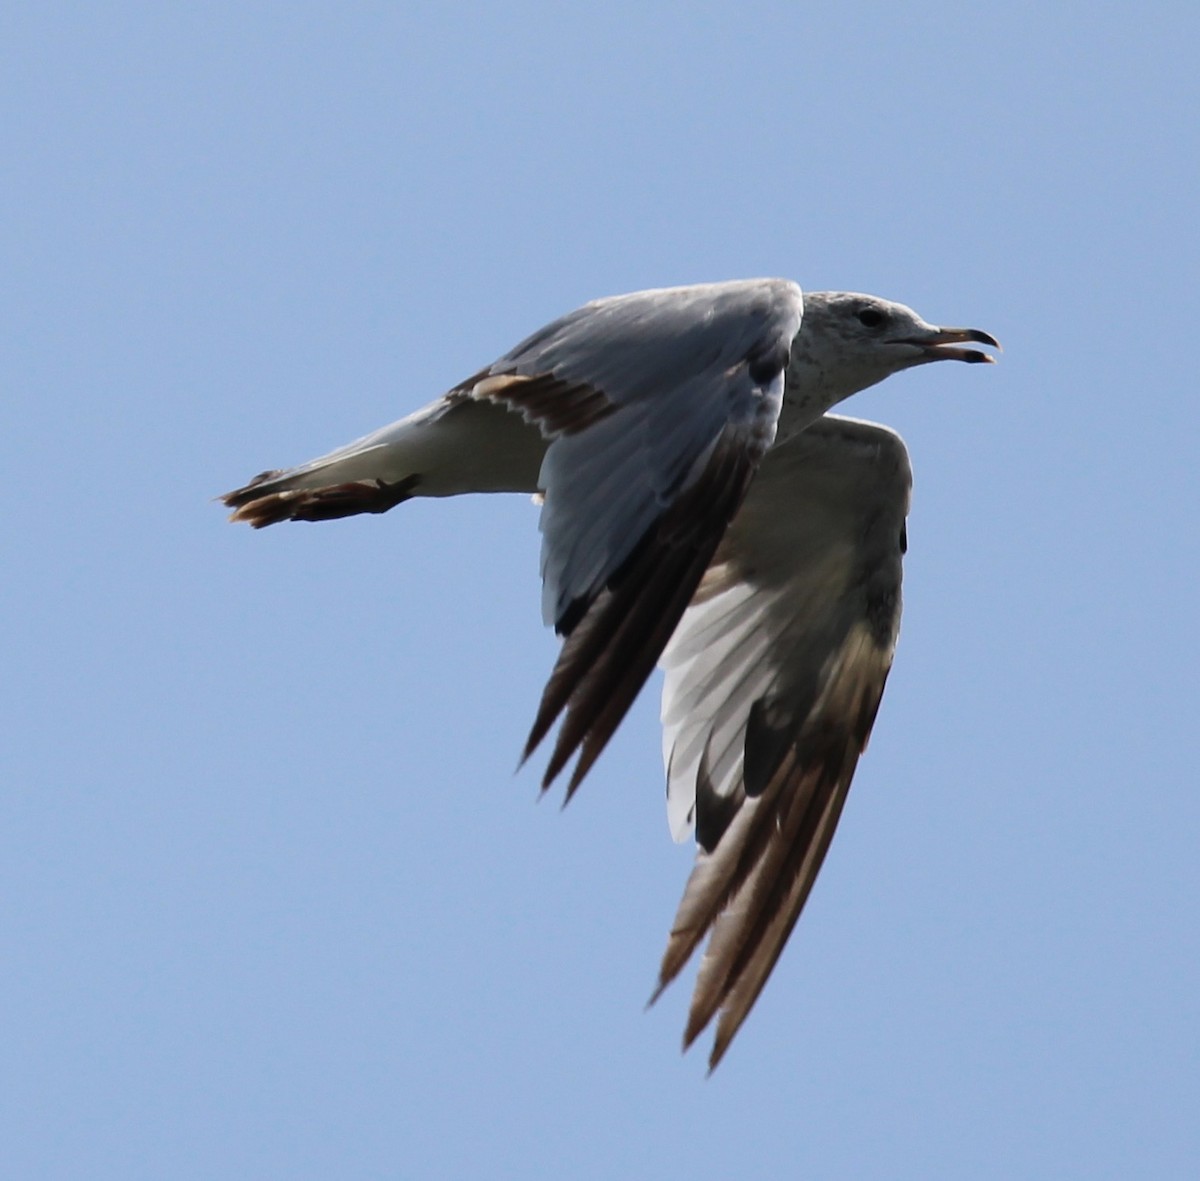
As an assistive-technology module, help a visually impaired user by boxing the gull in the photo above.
[221,279,998,1069]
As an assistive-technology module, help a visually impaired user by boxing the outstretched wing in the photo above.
[478,279,804,796]
[654,414,913,1069]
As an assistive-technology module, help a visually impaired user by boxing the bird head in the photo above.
[784,291,1000,417]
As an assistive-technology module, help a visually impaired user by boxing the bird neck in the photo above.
[777,356,878,444]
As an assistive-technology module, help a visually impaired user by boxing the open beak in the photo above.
[902,325,1001,364]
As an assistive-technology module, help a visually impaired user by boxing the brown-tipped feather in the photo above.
[695,759,850,1070]
[649,774,780,1007]
[224,476,419,528]
[523,431,760,797]
[707,774,849,1070]
[651,622,893,1069]
[469,372,616,437]
[654,750,806,1005]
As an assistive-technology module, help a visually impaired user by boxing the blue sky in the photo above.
[4,4,1197,1177]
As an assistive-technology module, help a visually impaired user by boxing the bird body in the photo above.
[222,278,998,1068]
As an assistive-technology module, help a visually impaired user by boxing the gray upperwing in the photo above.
[490,279,804,795]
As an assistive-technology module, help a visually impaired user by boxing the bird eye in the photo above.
[857,307,886,329]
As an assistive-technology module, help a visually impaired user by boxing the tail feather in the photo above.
[222,474,419,528]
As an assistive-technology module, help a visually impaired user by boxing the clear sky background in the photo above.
[4,4,1197,1178]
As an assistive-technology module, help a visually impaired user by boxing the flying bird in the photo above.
[221,279,998,1069]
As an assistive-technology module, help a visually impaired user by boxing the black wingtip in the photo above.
[706,1040,729,1075]
[646,978,669,1011]
[555,756,587,810]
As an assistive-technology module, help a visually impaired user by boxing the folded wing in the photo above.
[655,414,913,1069]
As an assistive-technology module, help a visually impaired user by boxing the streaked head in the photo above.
[785,291,1000,414]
